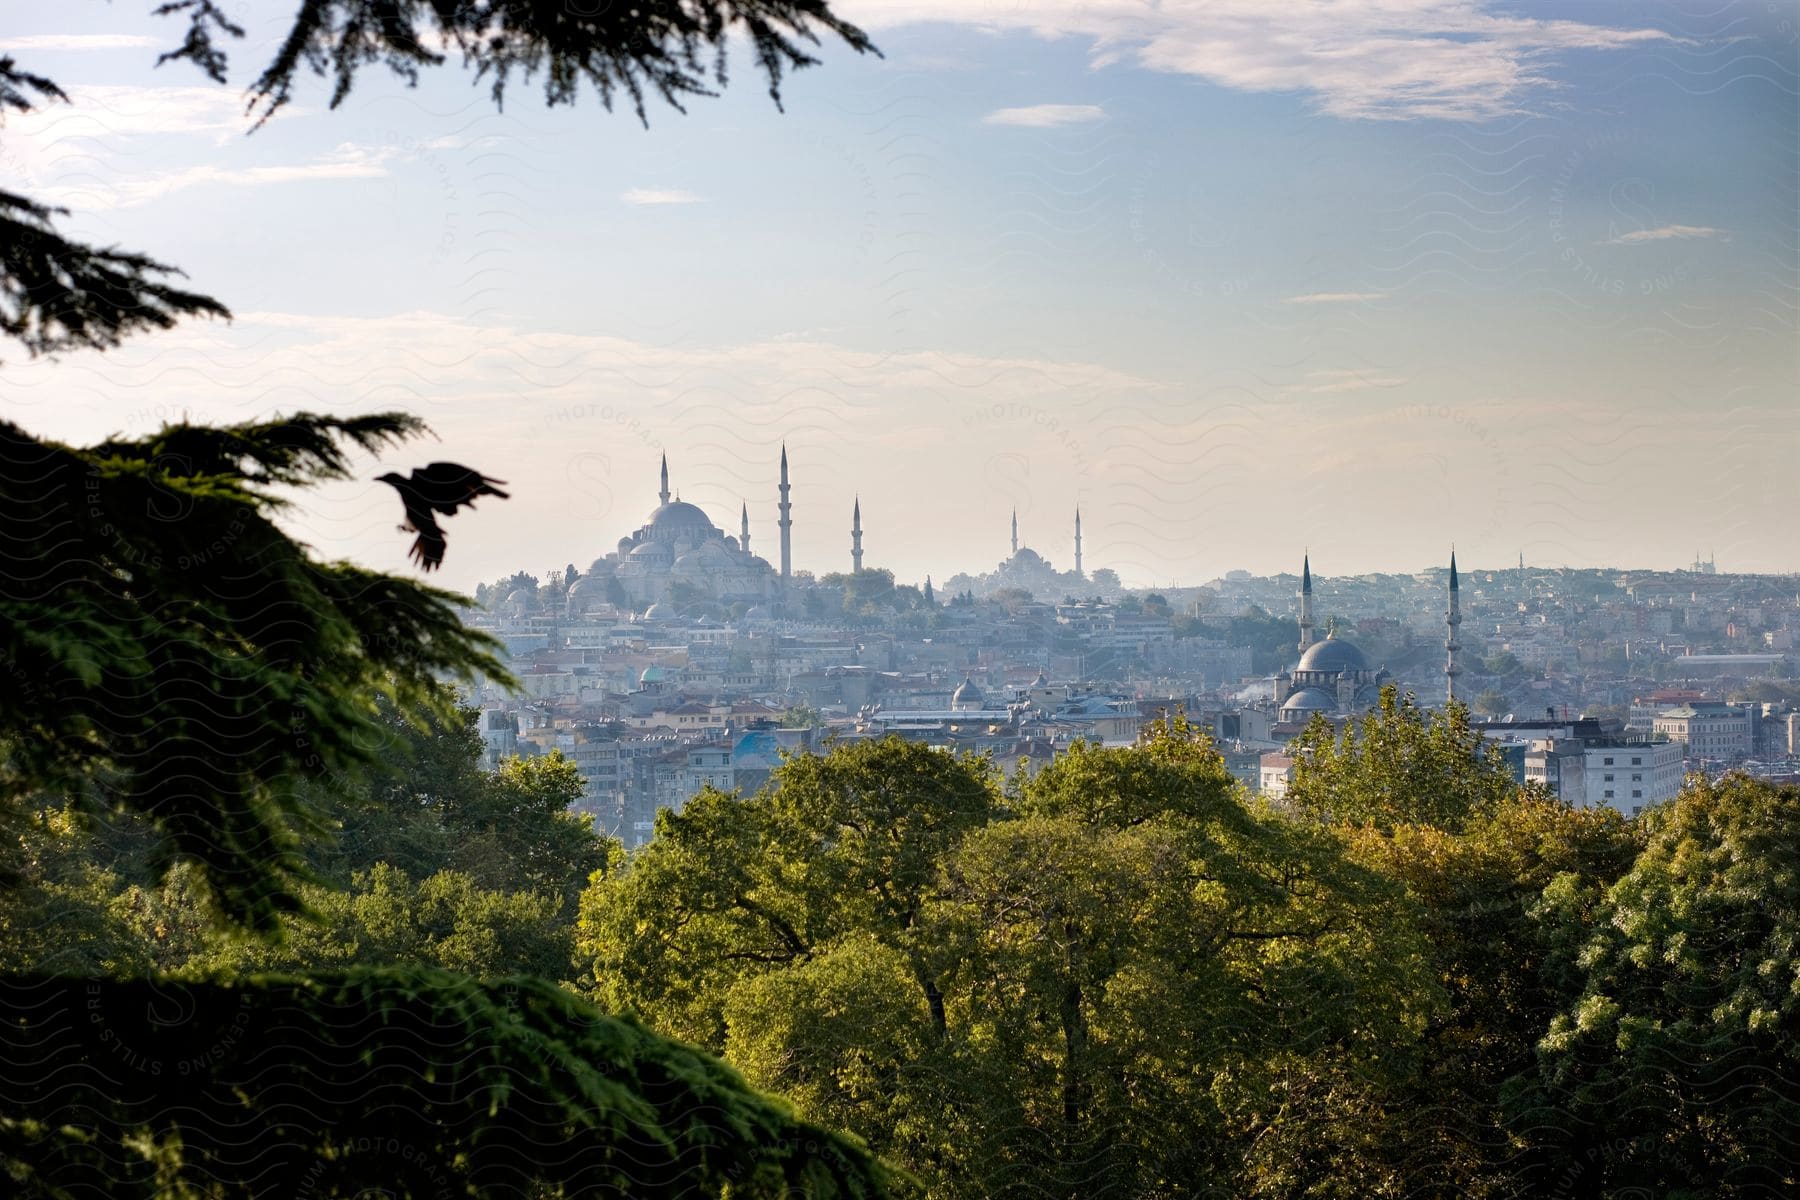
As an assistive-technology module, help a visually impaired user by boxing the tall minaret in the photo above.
[740,501,751,556]
[1011,509,1019,556]
[659,452,671,505]
[777,443,792,582]
[1298,554,1315,652]
[1445,550,1463,704]
[851,496,864,572]
[1074,508,1084,577]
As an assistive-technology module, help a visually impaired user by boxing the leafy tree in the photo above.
[781,705,824,729]
[1474,687,1509,716]
[1285,687,1525,832]
[1484,652,1522,676]
[580,738,1001,1047]
[1505,775,1800,1198]
[581,723,1437,1198]
[1345,794,1643,1196]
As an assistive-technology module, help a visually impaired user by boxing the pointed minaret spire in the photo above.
[1445,550,1464,705]
[1074,507,1084,578]
[851,495,864,572]
[777,443,792,583]
[659,452,671,506]
[1298,553,1315,653]
[1011,509,1019,556]
[740,501,751,556]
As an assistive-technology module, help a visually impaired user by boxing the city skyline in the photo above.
[507,446,1784,592]
[2,2,1794,587]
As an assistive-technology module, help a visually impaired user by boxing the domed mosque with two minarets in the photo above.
[1271,551,1468,727]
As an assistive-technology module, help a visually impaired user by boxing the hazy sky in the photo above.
[3,2,1796,589]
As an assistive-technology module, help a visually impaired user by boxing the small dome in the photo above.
[744,605,770,620]
[1281,687,1336,715]
[505,586,539,612]
[1297,636,1369,674]
[617,537,635,556]
[589,557,617,574]
[640,665,670,684]
[952,676,984,706]
[1031,670,1050,687]
[631,541,671,559]
[643,603,668,620]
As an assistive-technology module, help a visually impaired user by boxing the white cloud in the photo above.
[983,103,1106,127]
[1286,291,1385,304]
[0,34,159,52]
[35,143,396,211]
[1603,224,1727,245]
[1291,368,1408,393]
[7,84,269,142]
[622,188,703,205]
[843,1,1676,121]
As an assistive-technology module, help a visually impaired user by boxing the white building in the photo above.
[1653,703,1752,761]
[1525,735,1683,816]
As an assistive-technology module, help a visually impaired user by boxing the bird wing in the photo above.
[420,462,509,511]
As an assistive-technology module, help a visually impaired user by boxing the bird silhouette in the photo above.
[377,462,509,571]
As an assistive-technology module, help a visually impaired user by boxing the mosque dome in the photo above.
[504,586,539,612]
[643,602,669,620]
[744,605,770,621]
[1281,687,1336,717]
[646,501,717,536]
[615,538,634,557]
[630,541,672,560]
[952,676,984,707]
[588,557,616,575]
[1297,636,1369,674]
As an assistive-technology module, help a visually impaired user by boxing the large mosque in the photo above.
[565,452,787,617]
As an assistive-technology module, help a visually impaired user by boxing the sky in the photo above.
[2,1,1796,590]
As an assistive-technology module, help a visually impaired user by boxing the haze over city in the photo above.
[4,1,1795,587]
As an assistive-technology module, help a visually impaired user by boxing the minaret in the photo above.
[1011,509,1019,556]
[1445,550,1464,705]
[777,443,792,582]
[1298,554,1315,652]
[1074,508,1084,577]
[659,452,670,506]
[740,501,751,556]
[851,496,864,572]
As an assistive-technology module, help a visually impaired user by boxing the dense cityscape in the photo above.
[3,2,1795,1197]
[467,453,1800,845]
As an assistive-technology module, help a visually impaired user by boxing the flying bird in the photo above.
[377,462,509,571]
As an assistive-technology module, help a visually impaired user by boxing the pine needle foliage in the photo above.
[0,412,509,932]
[0,965,889,1197]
